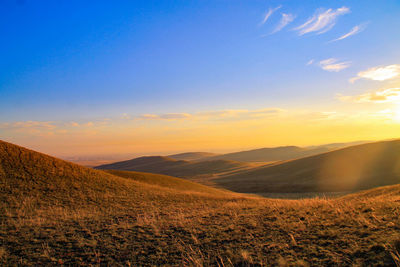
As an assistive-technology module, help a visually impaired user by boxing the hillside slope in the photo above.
[206,145,330,162]
[204,141,367,162]
[168,152,219,161]
[217,140,400,194]
[96,156,252,178]
[104,169,225,194]
[1,140,400,266]
[0,141,229,204]
[95,155,186,172]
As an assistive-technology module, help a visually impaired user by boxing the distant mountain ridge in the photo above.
[168,152,219,161]
[216,140,400,194]
[203,141,368,162]
[95,141,371,181]
[95,156,252,178]
[204,146,327,162]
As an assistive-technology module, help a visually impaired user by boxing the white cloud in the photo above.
[319,58,351,72]
[350,64,400,83]
[294,6,350,35]
[329,23,367,42]
[306,59,315,66]
[337,88,400,103]
[271,13,296,33]
[260,5,282,25]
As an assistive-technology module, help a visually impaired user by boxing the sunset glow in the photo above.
[1,0,399,158]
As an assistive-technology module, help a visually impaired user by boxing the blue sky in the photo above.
[1,0,400,156]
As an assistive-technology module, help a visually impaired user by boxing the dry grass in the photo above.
[1,140,400,266]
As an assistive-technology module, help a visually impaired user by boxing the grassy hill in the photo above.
[1,140,400,266]
[96,156,253,179]
[104,169,225,194]
[96,155,186,172]
[217,140,400,194]
[168,152,219,161]
[204,141,367,162]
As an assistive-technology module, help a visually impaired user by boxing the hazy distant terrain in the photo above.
[1,140,399,265]
[203,141,368,162]
[168,152,219,161]
[91,141,367,169]
[217,140,400,194]
[94,140,387,196]
[95,156,260,180]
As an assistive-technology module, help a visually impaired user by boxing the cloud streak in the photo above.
[136,113,192,120]
[260,5,282,25]
[294,6,350,35]
[350,64,400,83]
[271,13,295,34]
[329,23,367,42]
[0,121,56,130]
[135,108,285,121]
[337,88,400,103]
[306,59,315,66]
[319,58,351,72]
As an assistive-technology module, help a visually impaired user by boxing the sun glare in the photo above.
[395,106,400,122]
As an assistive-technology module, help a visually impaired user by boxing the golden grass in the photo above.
[1,140,400,265]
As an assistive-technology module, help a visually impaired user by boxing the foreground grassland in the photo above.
[1,140,400,266]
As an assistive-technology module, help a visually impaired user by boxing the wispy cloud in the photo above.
[0,121,58,137]
[135,108,284,121]
[260,5,282,25]
[136,113,192,120]
[271,13,296,34]
[306,59,315,66]
[0,121,56,130]
[350,64,400,83]
[337,88,400,103]
[329,23,367,42]
[294,6,350,35]
[239,108,285,118]
[319,58,351,72]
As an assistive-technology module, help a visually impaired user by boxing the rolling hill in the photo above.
[1,140,400,266]
[167,152,219,161]
[203,141,367,162]
[95,155,254,179]
[216,140,400,194]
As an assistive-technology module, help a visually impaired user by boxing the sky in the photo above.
[1,0,400,157]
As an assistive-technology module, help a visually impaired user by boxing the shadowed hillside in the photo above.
[204,141,367,162]
[96,155,186,172]
[217,140,400,194]
[168,152,219,161]
[96,156,253,179]
[104,169,225,194]
[1,140,400,266]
